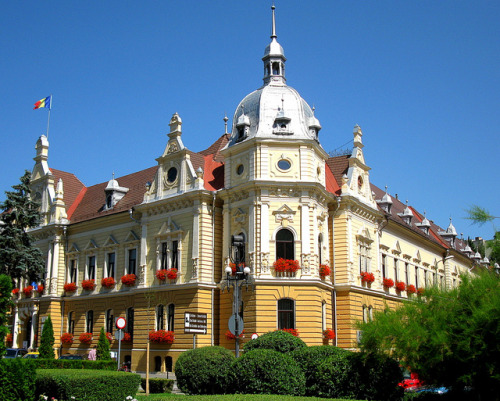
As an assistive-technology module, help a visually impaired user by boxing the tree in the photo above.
[357,272,500,400]
[96,327,111,360]
[0,170,45,282]
[465,205,498,226]
[38,315,55,359]
[0,274,13,357]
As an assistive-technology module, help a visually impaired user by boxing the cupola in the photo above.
[376,186,393,214]
[104,174,129,210]
[439,218,458,248]
[308,106,322,139]
[415,211,431,235]
[398,200,414,226]
[235,109,250,142]
[263,5,286,86]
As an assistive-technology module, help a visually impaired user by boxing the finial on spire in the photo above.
[223,113,229,134]
[271,4,277,39]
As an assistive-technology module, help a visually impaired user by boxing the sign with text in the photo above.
[184,312,207,334]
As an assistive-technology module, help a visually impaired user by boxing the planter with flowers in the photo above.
[407,284,417,295]
[121,274,137,287]
[61,332,74,345]
[23,285,33,298]
[36,285,44,296]
[149,330,175,344]
[360,272,375,284]
[395,281,406,292]
[156,269,168,282]
[81,279,96,291]
[383,278,394,289]
[101,277,116,289]
[6,333,13,345]
[64,282,77,294]
[12,288,19,297]
[106,332,114,343]
[225,329,245,340]
[417,287,425,296]
[79,332,93,345]
[319,265,331,279]
[122,332,132,343]
[323,328,336,340]
[273,259,300,277]
[280,328,299,337]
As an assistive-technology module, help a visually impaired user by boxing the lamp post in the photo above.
[222,235,254,357]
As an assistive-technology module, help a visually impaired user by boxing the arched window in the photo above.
[277,298,295,329]
[156,305,164,330]
[276,228,294,260]
[167,304,175,331]
[86,310,94,333]
[154,356,162,372]
[105,309,114,334]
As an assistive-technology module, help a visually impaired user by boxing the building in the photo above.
[8,6,481,372]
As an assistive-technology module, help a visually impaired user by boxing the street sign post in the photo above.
[115,317,127,370]
[184,312,207,349]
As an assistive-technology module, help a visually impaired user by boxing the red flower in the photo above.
[280,328,299,337]
[417,287,425,296]
[225,330,245,340]
[81,279,96,291]
[395,281,406,292]
[273,259,300,273]
[148,330,175,344]
[166,268,178,280]
[156,269,168,281]
[61,332,74,345]
[101,277,116,288]
[106,332,113,342]
[36,285,44,294]
[122,332,132,342]
[79,332,93,344]
[383,278,394,288]
[121,274,137,286]
[64,282,77,293]
[319,265,331,278]
[6,333,13,343]
[23,286,33,297]
[12,288,19,296]
[407,284,417,294]
[360,272,375,283]
[323,328,336,340]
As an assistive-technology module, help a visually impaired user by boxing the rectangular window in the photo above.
[86,310,94,333]
[107,253,115,278]
[381,254,386,278]
[106,310,114,334]
[171,240,179,270]
[128,249,137,276]
[394,258,398,281]
[167,304,175,331]
[68,311,75,334]
[161,243,168,270]
[278,299,295,329]
[415,266,419,288]
[424,270,428,287]
[69,259,77,283]
[405,263,409,284]
[126,308,134,340]
[156,305,164,330]
[87,256,96,280]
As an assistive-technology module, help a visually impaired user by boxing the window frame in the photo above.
[277,298,295,330]
[276,228,295,260]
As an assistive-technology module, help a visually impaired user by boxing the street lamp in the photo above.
[221,235,254,357]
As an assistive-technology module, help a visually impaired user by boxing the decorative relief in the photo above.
[191,258,198,280]
[138,265,146,286]
[228,191,249,203]
[273,204,296,224]
[232,208,247,226]
[167,142,179,154]
[269,187,301,198]
[261,252,270,273]
[301,254,310,274]
[148,200,194,215]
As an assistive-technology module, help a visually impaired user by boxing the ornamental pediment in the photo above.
[84,239,98,251]
[157,217,182,237]
[232,208,247,225]
[273,204,296,223]
[103,235,119,248]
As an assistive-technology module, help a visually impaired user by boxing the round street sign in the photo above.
[116,317,126,330]
[228,314,244,336]
[251,333,259,340]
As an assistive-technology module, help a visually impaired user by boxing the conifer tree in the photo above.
[0,170,45,281]
[96,326,111,360]
[39,315,55,359]
[0,275,13,357]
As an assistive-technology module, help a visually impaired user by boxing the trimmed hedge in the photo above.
[33,358,116,370]
[243,330,307,354]
[175,346,235,395]
[140,378,174,393]
[232,349,306,396]
[0,358,36,401]
[36,369,141,401]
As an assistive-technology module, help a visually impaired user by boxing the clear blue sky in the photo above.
[1,1,499,241]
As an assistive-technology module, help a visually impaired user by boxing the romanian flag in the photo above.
[33,96,52,110]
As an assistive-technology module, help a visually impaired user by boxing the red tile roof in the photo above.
[325,161,341,195]
[326,155,350,186]
[49,169,86,218]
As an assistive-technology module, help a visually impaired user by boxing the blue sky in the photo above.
[1,1,499,241]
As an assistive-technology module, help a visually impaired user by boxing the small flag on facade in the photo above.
[34,95,52,110]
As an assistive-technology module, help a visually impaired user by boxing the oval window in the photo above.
[167,167,178,183]
[277,159,291,171]
[236,164,244,175]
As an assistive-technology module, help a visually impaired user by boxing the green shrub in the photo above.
[96,327,111,360]
[243,330,307,354]
[33,359,116,370]
[141,378,174,393]
[309,350,356,399]
[0,358,36,401]
[232,349,306,396]
[291,345,349,396]
[35,369,141,401]
[39,315,55,359]
[175,346,235,394]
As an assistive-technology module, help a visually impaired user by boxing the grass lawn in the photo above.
[135,394,357,401]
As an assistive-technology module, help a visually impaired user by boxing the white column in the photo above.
[46,243,53,290]
[301,203,310,254]
[222,203,230,270]
[191,203,200,281]
[261,202,270,254]
[50,238,60,295]
[30,306,38,348]
[12,307,19,347]
[140,221,148,287]
[248,201,256,271]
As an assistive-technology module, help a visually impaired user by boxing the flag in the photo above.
[33,95,52,110]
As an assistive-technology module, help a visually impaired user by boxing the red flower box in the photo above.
[417,287,425,296]
[23,285,33,297]
[166,268,178,280]
[149,330,175,344]
[319,265,331,278]
[360,272,375,283]
[106,332,113,342]
[101,277,116,288]
[61,332,74,345]
[121,274,137,286]
[280,328,299,337]
[12,288,19,296]
[64,282,77,293]
[395,281,406,292]
[79,332,93,344]
[273,259,300,273]
[407,284,417,294]
[156,269,168,281]
[323,328,336,340]
[383,278,394,288]
[122,332,132,342]
[6,333,13,344]
[81,279,96,291]
[225,329,245,340]
[36,285,44,295]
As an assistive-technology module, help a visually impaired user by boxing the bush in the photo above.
[0,358,36,401]
[175,346,235,394]
[38,315,55,359]
[141,378,174,393]
[35,369,141,401]
[309,349,355,399]
[243,330,307,354]
[96,327,111,360]
[32,359,116,370]
[232,349,306,396]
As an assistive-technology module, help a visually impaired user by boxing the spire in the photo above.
[224,114,229,134]
[263,4,286,85]
[271,4,277,39]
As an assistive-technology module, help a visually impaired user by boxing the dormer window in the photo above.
[235,112,250,143]
[103,176,129,211]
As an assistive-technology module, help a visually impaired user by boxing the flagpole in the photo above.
[46,94,52,139]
